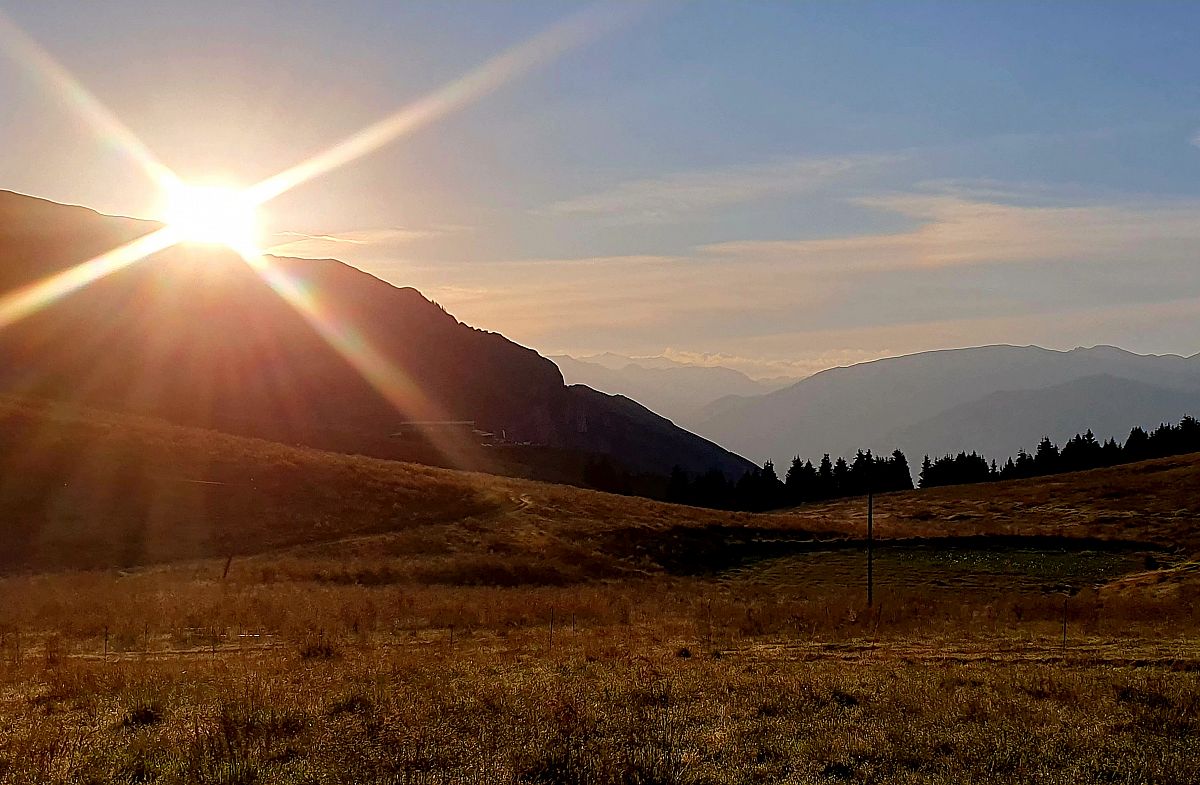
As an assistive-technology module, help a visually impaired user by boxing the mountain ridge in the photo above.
[0,190,752,481]
[694,343,1200,466]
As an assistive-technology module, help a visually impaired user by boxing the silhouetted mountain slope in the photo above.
[0,191,750,479]
[552,354,787,428]
[696,344,1200,465]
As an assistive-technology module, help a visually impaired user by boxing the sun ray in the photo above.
[245,4,634,207]
[239,252,491,471]
[0,226,179,331]
[0,5,639,476]
[0,10,179,191]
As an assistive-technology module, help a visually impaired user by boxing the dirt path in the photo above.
[725,637,1200,668]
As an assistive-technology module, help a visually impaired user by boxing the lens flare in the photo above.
[0,5,636,474]
[0,226,179,331]
[239,252,490,470]
[0,10,178,190]
[246,4,634,206]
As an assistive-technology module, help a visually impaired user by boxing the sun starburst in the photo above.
[0,5,635,469]
[161,182,260,255]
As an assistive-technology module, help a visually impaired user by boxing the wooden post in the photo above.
[103,627,109,662]
[549,609,555,653]
[867,488,874,608]
[1061,596,1068,650]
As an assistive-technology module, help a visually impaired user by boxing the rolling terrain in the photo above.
[1,393,1198,783]
[2,391,1197,579]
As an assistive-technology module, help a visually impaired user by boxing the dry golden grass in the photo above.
[791,455,1200,556]
[2,548,1199,784]
[3,396,1200,782]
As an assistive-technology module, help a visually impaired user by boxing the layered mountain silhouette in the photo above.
[551,353,793,429]
[694,344,1200,466]
[0,191,751,480]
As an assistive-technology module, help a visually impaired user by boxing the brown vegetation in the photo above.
[1,395,1199,781]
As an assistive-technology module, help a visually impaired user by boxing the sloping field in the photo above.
[2,393,1198,582]
[0,395,787,576]
[2,395,1199,784]
[790,458,1200,556]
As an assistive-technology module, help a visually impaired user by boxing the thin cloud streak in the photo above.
[541,154,899,223]
[387,182,1200,377]
[701,190,1200,272]
[266,228,448,256]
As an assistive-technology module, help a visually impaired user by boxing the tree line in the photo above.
[665,449,913,512]
[918,415,1200,488]
[587,413,1200,510]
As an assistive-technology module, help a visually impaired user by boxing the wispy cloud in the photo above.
[538,154,898,223]
[701,185,1200,272]
[382,183,1200,354]
[353,178,1200,376]
[266,225,468,257]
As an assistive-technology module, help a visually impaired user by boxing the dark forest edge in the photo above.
[917,415,1200,489]
[585,450,913,512]
[582,414,1200,513]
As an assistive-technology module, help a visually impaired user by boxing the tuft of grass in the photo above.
[119,701,161,729]
[296,633,338,661]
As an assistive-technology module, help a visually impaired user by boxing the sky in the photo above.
[2,1,1200,379]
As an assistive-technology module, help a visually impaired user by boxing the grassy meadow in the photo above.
[1,396,1199,783]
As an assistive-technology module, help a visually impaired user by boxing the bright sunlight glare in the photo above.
[163,183,260,253]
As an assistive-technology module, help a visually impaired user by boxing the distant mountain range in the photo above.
[692,344,1200,467]
[551,353,795,429]
[0,191,751,481]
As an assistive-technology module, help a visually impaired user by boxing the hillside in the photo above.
[0,191,751,480]
[2,393,1198,579]
[0,394,781,575]
[695,344,1200,466]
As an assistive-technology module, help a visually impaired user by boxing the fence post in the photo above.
[1061,596,1068,651]
[867,488,874,607]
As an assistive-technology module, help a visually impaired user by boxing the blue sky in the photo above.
[3,1,1200,377]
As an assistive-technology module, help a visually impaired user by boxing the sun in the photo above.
[162,182,260,254]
